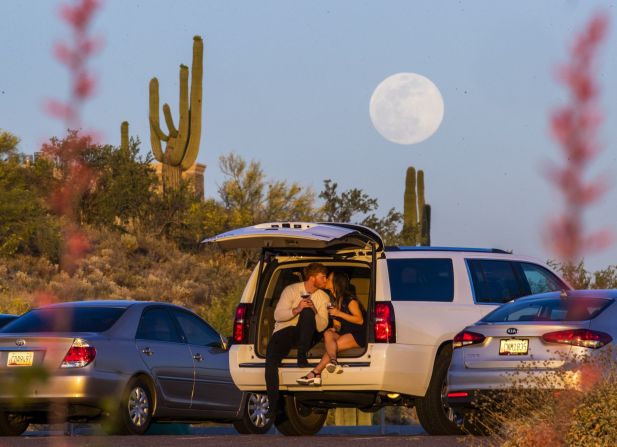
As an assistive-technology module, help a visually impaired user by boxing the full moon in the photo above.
[369,72,444,145]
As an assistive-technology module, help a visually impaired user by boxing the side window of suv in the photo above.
[518,262,566,294]
[387,258,454,302]
[466,259,526,304]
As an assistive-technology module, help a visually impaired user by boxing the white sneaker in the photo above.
[296,371,322,385]
[326,360,343,374]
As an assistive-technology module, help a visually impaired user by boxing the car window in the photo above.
[482,297,613,322]
[173,310,221,347]
[1,307,125,333]
[136,308,183,343]
[467,259,525,304]
[519,262,566,294]
[387,258,454,302]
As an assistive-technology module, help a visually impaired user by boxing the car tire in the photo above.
[233,392,273,434]
[0,412,29,436]
[274,394,327,436]
[103,377,153,435]
[416,346,463,436]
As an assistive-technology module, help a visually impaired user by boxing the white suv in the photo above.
[204,222,569,435]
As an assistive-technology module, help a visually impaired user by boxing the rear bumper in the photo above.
[0,368,128,415]
[230,342,436,397]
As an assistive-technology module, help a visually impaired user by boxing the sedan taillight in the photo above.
[542,329,612,349]
[453,330,486,349]
[233,303,252,344]
[61,338,96,368]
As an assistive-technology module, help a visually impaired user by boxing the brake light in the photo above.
[374,302,396,343]
[61,338,96,368]
[542,329,612,349]
[233,303,251,344]
[447,392,469,398]
[453,330,486,349]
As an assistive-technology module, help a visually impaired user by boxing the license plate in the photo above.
[7,351,34,367]
[499,339,529,355]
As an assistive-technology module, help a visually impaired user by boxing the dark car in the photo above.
[0,301,271,436]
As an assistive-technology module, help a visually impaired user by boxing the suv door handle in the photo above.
[193,353,203,362]
[142,347,154,356]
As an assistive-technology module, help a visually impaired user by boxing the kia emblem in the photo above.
[15,339,26,347]
[506,328,518,335]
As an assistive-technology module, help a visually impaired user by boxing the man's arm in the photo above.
[313,292,330,332]
[273,285,296,322]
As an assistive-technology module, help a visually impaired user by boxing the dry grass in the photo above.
[0,227,250,335]
[464,349,617,447]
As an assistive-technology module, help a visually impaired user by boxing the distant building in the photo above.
[151,162,206,200]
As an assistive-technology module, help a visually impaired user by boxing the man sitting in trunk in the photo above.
[265,263,330,417]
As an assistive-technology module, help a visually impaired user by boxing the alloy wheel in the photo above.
[247,393,270,428]
[127,386,150,427]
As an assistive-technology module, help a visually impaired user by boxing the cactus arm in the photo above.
[163,104,178,138]
[403,167,418,245]
[180,35,203,170]
[422,204,431,246]
[417,169,425,237]
[149,121,164,162]
[169,64,190,166]
[149,78,169,142]
[120,121,129,153]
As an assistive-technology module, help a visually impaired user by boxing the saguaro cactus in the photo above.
[120,121,129,153]
[402,166,431,246]
[149,36,203,191]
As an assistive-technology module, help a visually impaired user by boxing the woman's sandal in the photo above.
[326,359,343,374]
[296,370,322,386]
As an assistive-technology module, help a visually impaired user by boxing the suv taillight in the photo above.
[542,329,612,349]
[453,330,486,349]
[374,302,396,343]
[233,303,252,344]
[61,338,96,368]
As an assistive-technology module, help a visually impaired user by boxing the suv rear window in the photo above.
[481,297,612,322]
[387,258,454,302]
[0,307,126,333]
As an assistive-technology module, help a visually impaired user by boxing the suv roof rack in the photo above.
[385,246,512,254]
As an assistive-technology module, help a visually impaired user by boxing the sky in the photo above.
[1,0,616,270]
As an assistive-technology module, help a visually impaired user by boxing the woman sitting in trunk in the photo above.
[297,272,366,385]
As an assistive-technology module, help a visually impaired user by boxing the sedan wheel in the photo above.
[103,377,153,435]
[233,393,273,434]
[128,386,150,429]
[0,412,29,436]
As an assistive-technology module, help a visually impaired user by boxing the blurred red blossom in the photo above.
[41,0,103,281]
[546,12,612,264]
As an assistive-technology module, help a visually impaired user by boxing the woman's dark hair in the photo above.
[332,272,355,307]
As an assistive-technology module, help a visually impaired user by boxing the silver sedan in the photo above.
[446,290,617,427]
[0,300,272,436]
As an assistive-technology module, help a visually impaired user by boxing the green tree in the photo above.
[80,137,157,231]
[218,153,317,227]
[319,179,402,245]
[0,130,61,259]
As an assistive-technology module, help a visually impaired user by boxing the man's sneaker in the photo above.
[296,371,322,386]
[325,359,343,374]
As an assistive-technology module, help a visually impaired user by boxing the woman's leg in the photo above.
[300,329,338,380]
[324,328,340,362]
[335,334,360,354]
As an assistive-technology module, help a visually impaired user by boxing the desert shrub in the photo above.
[464,349,617,447]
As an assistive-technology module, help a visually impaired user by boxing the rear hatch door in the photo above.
[202,222,383,252]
